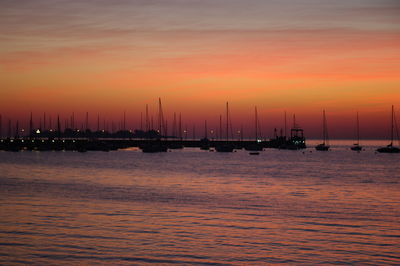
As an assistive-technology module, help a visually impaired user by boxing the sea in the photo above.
[0,140,399,265]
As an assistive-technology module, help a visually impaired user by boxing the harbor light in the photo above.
[36,129,41,134]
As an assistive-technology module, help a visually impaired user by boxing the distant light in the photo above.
[10,139,14,143]
[50,129,53,132]
[21,129,25,132]
[257,139,262,143]
[42,140,44,143]
[32,140,34,142]
[36,129,41,134]
[21,140,24,143]
[77,130,80,132]
[52,140,55,143]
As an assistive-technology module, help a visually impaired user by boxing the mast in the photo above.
[219,114,222,140]
[85,112,89,131]
[43,112,46,131]
[123,110,126,131]
[356,111,360,145]
[57,115,61,139]
[255,106,258,141]
[322,110,326,144]
[172,113,177,137]
[391,105,394,145]
[0,114,2,138]
[284,111,287,140]
[179,113,182,139]
[15,120,19,138]
[145,104,149,131]
[226,102,229,141]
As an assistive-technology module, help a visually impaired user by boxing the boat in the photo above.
[315,110,330,151]
[351,112,362,151]
[280,114,306,150]
[245,106,263,151]
[215,102,235,152]
[377,106,400,153]
[249,152,260,155]
[141,98,169,153]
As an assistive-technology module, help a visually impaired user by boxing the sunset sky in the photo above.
[1,0,399,138]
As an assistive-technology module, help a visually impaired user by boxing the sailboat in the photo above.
[351,112,362,151]
[377,105,400,153]
[141,98,168,153]
[315,110,330,151]
[215,102,235,152]
[200,120,210,150]
[245,106,263,151]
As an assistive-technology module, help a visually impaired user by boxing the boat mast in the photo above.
[145,104,149,132]
[255,106,258,141]
[390,105,394,146]
[322,110,326,145]
[219,114,222,140]
[179,113,182,140]
[226,102,229,141]
[284,111,287,140]
[356,111,360,145]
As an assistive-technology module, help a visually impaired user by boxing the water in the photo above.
[0,140,399,265]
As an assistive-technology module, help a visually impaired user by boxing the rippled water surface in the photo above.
[1,141,399,265]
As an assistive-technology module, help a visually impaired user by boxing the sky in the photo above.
[0,0,400,139]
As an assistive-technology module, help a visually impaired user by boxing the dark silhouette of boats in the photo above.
[245,106,263,151]
[351,112,362,151]
[279,115,306,150]
[200,120,210,150]
[140,98,168,153]
[377,106,400,153]
[215,102,235,152]
[141,141,168,153]
[315,110,330,151]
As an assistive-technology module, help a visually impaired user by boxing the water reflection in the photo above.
[0,141,399,264]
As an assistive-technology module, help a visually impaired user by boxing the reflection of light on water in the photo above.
[0,148,399,265]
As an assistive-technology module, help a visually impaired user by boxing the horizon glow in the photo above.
[1,0,400,139]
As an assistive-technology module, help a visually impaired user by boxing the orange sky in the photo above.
[1,0,400,138]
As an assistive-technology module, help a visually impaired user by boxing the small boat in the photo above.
[351,112,362,151]
[315,110,330,151]
[377,106,400,153]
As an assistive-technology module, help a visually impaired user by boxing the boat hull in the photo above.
[315,144,330,151]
